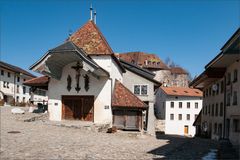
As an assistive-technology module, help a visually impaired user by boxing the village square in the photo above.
[0,0,239,159]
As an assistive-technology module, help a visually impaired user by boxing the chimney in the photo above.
[93,10,97,24]
[90,4,93,21]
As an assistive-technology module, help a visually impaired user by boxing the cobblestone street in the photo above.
[0,106,218,159]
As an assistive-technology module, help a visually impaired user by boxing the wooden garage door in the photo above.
[62,96,94,121]
[125,111,140,130]
[113,109,142,131]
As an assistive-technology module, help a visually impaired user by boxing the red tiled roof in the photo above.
[24,76,49,86]
[69,20,113,55]
[119,52,169,70]
[112,80,147,108]
[160,86,202,97]
[170,67,188,74]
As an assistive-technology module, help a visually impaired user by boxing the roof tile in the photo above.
[69,20,113,55]
[160,86,202,97]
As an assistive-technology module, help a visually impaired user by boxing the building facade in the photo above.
[0,61,47,106]
[29,20,155,133]
[119,52,189,87]
[120,59,161,134]
[155,86,202,137]
[190,28,240,147]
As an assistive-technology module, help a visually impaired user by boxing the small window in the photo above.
[220,81,224,93]
[23,86,26,94]
[23,79,26,81]
[227,73,231,85]
[134,85,140,95]
[17,85,19,93]
[186,114,190,120]
[1,70,4,76]
[7,72,10,77]
[233,91,238,105]
[141,85,148,95]
[206,89,208,97]
[23,97,25,103]
[170,114,174,120]
[7,82,9,88]
[205,106,207,115]
[220,102,223,116]
[226,93,231,106]
[233,119,240,132]
[171,102,174,108]
[233,69,238,82]
[17,76,20,82]
[16,96,19,103]
[215,103,218,117]
[195,102,198,109]
[178,114,182,120]
[179,102,182,108]
[187,102,190,108]
[208,105,210,115]
[211,104,214,116]
[3,81,6,88]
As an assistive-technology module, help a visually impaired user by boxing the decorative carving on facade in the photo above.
[67,75,72,91]
[71,61,83,93]
[84,74,89,91]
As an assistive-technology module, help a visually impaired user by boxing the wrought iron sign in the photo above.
[84,74,90,91]
[71,61,83,93]
[67,75,72,91]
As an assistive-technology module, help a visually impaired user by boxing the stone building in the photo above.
[119,52,189,87]
[190,28,240,147]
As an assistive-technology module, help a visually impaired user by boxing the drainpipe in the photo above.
[109,78,113,126]
[223,76,226,139]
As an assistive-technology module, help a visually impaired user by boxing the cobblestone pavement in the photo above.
[0,106,218,159]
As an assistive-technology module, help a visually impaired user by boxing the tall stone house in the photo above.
[190,28,240,147]
[118,52,189,87]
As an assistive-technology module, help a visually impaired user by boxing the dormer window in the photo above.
[157,62,160,65]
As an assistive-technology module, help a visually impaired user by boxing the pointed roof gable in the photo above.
[69,20,113,55]
[112,80,147,108]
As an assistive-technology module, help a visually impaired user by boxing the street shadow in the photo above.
[147,132,190,159]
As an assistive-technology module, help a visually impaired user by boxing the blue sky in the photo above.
[0,0,239,77]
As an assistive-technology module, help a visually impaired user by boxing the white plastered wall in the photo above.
[47,61,112,124]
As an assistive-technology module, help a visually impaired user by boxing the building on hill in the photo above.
[119,52,189,87]
[190,28,240,147]
[155,86,203,137]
